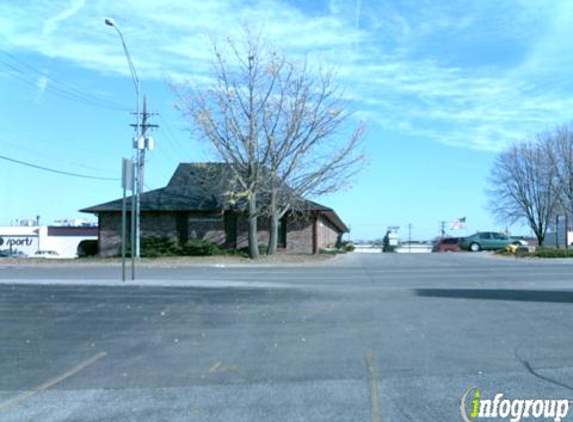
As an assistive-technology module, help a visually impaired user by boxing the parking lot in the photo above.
[1,253,573,421]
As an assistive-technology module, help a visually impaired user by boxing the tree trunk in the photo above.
[267,188,278,255]
[534,222,545,247]
[247,192,259,259]
[537,233,545,248]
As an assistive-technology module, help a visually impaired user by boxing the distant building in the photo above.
[0,225,97,258]
[81,162,348,256]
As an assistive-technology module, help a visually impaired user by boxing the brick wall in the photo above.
[316,214,341,250]
[186,212,226,245]
[284,214,314,254]
[141,212,178,240]
[235,215,269,250]
[98,213,122,257]
[97,210,341,256]
[235,214,316,254]
[98,211,224,257]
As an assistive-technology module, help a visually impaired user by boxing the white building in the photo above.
[0,225,97,258]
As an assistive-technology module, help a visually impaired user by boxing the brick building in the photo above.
[81,163,348,257]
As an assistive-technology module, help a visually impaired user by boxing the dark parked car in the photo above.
[433,237,461,252]
[460,232,524,252]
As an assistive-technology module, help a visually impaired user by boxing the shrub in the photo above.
[238,244,268,257]
[141,236,180,258]
[180,239,221,256]
[319,248,339,255]
[534,248,573,258]
[341,241,355,252]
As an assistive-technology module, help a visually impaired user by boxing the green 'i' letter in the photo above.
[470,389,481,418]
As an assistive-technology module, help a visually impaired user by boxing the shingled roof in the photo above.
[80,163,348,232]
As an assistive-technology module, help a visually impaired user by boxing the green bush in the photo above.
[180,239,221,256]
[238,244,268,257]
[140,237,274,258]
[319,248,339,255]
[141,236,180,258]
[534,248,573,258]
[341,241,355,252]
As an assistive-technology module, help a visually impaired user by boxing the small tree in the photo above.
[173,28,365,257]
[172,32,282,259]
[261,61,366,254]
[488,140,559,246]
[544,124,573,219]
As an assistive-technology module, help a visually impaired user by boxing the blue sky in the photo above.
[1,0,573,241]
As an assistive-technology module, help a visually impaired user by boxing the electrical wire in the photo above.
[0,50,131,111]
[0,139,116,173]
[160,117,189,157]
[0,49,130,109]
[0,154,119,181]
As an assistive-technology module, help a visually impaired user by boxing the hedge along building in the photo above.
[80,163,349,257]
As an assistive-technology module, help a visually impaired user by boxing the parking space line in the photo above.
[364,349,383,422]
[208,361,223,373]
[0,351,107,412]
[206,361,239,375]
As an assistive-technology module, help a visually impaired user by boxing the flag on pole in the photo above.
[450,217,466,230]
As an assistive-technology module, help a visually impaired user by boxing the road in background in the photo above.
[1,253,573,421]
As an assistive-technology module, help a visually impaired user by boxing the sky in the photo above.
[1,0,573,241]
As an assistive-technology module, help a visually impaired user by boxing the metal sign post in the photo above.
[130,161,136,280]
[121,158,134,281]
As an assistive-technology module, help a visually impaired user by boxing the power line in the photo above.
[0,139,115,173]
[0,154,119,181]
[0,49,130,109]
[0,61,127,111]
[160,117,189,157]
[0,50,131,111]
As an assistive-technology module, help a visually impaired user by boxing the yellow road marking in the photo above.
[0,351,107,412]
[208,361,223,373]
[207,361,238,375]
[364,349,383,422]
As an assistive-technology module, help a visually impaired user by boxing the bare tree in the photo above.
[172,32,283,259]
[260,61,366,254]
[488,140,559,246]
[173,29,366,257]
[543,124,573,219]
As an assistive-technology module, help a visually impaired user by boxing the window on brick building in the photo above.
[278,215,287,248]
[224,213,237,248]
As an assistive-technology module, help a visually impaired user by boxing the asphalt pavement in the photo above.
[1,252,573,421]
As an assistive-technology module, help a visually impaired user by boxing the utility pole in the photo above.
[131,94,158,258]
[440,221,446,238]
[133,94,158,191]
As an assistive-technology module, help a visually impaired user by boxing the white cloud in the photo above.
[35,75,48,102]
[43,0,86,35]
[1,0,573,152]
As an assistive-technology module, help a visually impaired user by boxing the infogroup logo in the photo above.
[461,387,570,422]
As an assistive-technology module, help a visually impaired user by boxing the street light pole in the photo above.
[105,18,142,259]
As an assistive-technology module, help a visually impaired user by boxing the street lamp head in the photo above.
[104,18,115,27]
